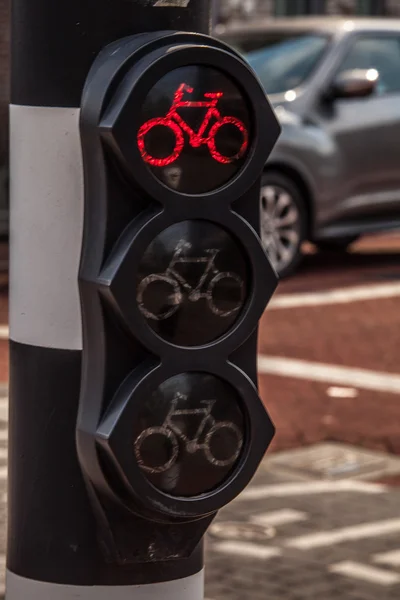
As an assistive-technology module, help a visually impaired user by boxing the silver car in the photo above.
[218,18,400,276]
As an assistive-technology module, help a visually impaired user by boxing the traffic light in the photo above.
[78,31,280,564]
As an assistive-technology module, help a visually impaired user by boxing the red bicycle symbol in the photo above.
[137,83,249,167]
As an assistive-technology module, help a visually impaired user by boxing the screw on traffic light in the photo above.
[78,31,280,565]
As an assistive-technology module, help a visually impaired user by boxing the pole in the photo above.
[8,1,212,599]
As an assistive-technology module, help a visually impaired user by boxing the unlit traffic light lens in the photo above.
[133,372,245,497]
[136,220,250,346]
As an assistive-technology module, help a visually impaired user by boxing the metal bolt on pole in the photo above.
[8,1,211,599]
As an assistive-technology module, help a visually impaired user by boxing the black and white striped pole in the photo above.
[8,1,280,599]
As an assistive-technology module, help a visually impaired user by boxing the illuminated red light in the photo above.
[137,83,248,167]
[208,117,248,164]
[137,118,184,167]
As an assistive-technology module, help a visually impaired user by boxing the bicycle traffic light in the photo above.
[78,32,280,563]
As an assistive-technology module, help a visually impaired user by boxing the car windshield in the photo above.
[228,33,330,95]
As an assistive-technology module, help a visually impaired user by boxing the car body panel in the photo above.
[218,17,400,242]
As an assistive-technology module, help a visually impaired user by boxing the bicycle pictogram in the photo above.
[134,393,243,474]
[137,83,249,167]
[137,240,245,321]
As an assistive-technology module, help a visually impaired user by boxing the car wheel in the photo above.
[316,236,359,254]
[260,171,307,278]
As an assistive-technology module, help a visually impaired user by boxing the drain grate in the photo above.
[265,442,400,481]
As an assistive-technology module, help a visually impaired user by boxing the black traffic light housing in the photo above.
[78,31,280,564]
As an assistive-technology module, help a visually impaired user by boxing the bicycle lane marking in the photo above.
[250,509,308,527]
[325,548,400,586]
[268,282,400,310]
[257,355,400,394]
[374,549,400,567]
[212,542,282,560]
[153,1,191,8]
[329,561,400,586]
[285,518,400,550]
[237,480,387,500]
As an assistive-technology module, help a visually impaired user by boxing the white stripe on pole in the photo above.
[6,569,204,600]
[9,106,84,351]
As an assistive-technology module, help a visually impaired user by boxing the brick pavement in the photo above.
[205,461,400,600]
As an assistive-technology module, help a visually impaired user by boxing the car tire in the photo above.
[315,236,359,254]
[260,171,307,278]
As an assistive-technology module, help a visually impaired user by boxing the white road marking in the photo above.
[268,282,400,310]
[373,549,400,567]
[326,386,359,398]
[258,355,400,394]
[239,480,386,501]
[0,326,8,340]
[0,467,7,480]
[250,509,308,527]
[0,430,8,441]
[213,542,281,560]
[286,518,400,550]
[153,0,190,5]
[0,448,7,460]
[209,521,275,542]
[329,561,400,586]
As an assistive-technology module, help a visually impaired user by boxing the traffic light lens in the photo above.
[137,66,251,193]
[137,220,250,346]
[133,373,245,497]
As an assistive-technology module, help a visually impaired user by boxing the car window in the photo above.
[337,36,400,95]
[222,33,330,95]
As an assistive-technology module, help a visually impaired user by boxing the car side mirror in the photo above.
[327,69,378,100]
